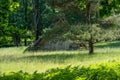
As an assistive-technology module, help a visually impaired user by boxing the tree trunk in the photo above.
[28,0,43,49]
[89,35,94,54]
[24,38,27,46]
[32,0,39,41]
[86,2,91,24]
[13,34,20,47]
[23,0,28,46]
[86,1,94,54]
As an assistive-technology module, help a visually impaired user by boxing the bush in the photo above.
[1,61,120,80]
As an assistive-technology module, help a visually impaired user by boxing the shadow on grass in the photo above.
[21,53,96,64]
[95,41,120,48]
[0,55,19,62]
[0,52,96,64]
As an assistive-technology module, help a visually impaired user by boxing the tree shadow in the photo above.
[95,41,120,48]
[0,52,97,64]
[0,55,18,62]
[18,52,96,64]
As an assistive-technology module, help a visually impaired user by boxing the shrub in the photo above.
[1,61,120,80]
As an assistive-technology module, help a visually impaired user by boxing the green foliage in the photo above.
[1,61,120,80]
[0,0,11,45]
[0,71,31,80]
[43,24,70,41]
[0,0,10,27]
[75,0,120,18]
[64,24,103,45]
[100,0,120,17]
[9,1,20,11]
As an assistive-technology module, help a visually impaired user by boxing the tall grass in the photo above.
[0,41,120,73]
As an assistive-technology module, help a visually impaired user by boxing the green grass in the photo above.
[0,41,120,74]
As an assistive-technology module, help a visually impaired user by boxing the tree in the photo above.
[8,0,34,46]
[46,0,120,54]
[23,0,28,46]
[73,0,120,54]
[0,0,11,46]
[30,0,46,48]
[45,0,97,53]
[8,0,27,46]
[64,24,103,48]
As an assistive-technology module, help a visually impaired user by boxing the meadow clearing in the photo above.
[0,41,120,74]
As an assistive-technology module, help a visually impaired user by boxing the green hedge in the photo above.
[1,61,120,80]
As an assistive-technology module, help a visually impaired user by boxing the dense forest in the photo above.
[0,0,120,54]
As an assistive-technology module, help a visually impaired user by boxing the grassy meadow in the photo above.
[0,41,120,74]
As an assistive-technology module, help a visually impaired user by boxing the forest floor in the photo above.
[0,41,120,73]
